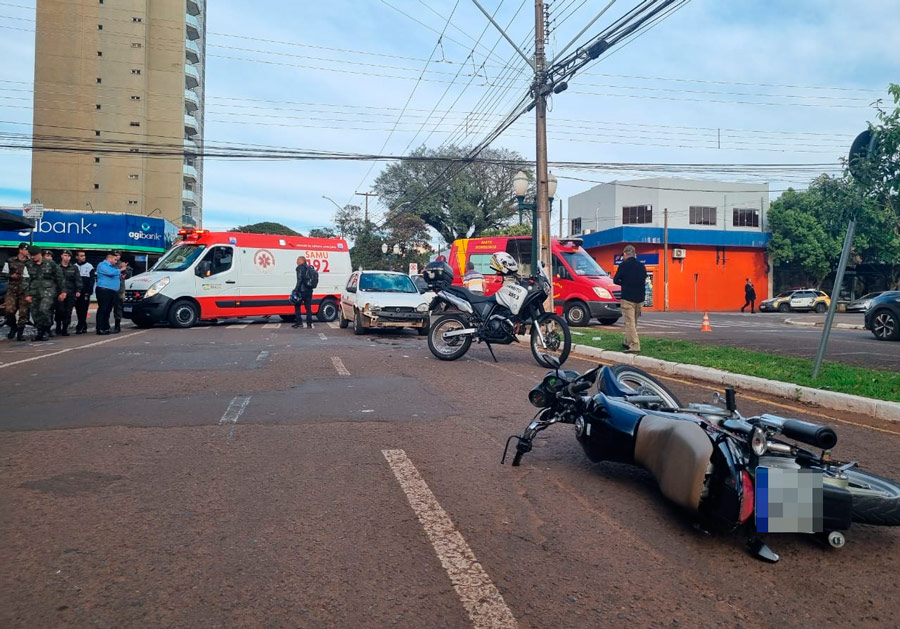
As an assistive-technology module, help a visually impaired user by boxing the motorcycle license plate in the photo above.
[123,305,133,313]
[755,467,823,533]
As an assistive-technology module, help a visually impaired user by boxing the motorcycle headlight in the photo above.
[593,286,612,299]
[144,276,170,298]
[528,388,548,408]
[416,303,429,312]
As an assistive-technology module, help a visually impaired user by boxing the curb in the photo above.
[570,343,900,423]
[784,317,866,331]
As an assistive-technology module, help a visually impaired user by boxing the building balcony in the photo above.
[184,111,200,138]
[186,14,201,40]
[185,64,200,89]
[186,39,201,64]
[183,137,198,156]
[184,88,199,113]
[183,189,197,204]
[187,0,202,17]
[183,162,198,182]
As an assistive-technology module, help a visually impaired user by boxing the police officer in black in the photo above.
[292,255,314,329]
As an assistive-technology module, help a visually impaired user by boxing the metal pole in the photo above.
[812,218,856,379]
[663,208,669,311]
[559,198,563,238]
[535,0,552,311]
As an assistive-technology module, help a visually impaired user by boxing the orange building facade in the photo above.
[582,227,771,312]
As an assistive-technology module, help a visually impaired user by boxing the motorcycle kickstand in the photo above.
[747,534,780,563]
[485,341,498,362]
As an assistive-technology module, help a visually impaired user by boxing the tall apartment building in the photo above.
[31,0,206,227]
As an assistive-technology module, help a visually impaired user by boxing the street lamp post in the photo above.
[513,170,557,278]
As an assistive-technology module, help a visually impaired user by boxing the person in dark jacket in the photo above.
[292,255,314,329]
[73,250,95,334]
[55,250,83,336]
[741,278,757,313]
[613,245,647,353]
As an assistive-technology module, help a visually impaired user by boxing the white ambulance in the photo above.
[123,229,351,328]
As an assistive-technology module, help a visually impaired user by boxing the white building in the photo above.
[567,177,769,237]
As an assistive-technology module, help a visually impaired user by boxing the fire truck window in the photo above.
[204,246,233,276]
[468,254,496,275]
[552,255,570,280]
[506,239,532,276]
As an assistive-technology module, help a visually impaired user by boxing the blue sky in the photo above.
[0,0,897,239]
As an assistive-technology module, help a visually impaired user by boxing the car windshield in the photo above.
[859,292,882,300]
[152,244,207,271]
[411,275,428,291]
[775,291,794,298]
[561,250,608,276]
[359,273,417,293]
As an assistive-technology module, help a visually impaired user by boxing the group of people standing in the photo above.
[2,244,131,341]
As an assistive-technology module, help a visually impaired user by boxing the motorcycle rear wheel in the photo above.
[599,365,683,409]
[530,313,572,367]
[428,313,472,361]
[842,469,900,526]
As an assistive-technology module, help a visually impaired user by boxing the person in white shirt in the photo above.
[73,250,95,334]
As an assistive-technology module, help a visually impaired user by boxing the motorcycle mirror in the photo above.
[542,353,561,369]
[711,391,722,405]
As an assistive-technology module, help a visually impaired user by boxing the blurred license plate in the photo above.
[756,467,823,533]
[123,305,133,313]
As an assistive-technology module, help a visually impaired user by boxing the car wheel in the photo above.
[564,300,590,327]
[814,303,827,313]
[871,310,900,341]
[417,318,430,336]
[339,315,350,329]
[317,298,339,322]
[353,310,367,336]
[778,303,790,313]
[168,299,199,328]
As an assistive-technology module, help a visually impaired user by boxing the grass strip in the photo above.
[572,329,900,403]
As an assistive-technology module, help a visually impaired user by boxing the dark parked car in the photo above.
[846,291,885,313]
[864,291,900,341]
[0,278,7,304]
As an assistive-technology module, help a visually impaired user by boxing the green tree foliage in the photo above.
[308,227,337,239]
[481,223,533,237]
[348,213,432,272]
[373,145,529,244]
[229,222,301,236]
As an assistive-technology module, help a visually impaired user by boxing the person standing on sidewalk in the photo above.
[94,252,120,335]
[613,245,647,354]
[741,278,757,313]
[292,255,316,329]
[113,260,132,334]
[73,250,95,334]
[24,245,65,342]
[55,250,82,336]
[2,243,31,340]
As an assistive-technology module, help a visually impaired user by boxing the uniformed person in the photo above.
[24,245,65,342]
[113,260,132,334]
[73,250,95,334]
[2,242,31,341]
[42,250,58,335]
[55,250,83,336]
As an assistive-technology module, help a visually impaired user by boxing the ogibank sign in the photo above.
[0,209,177,252]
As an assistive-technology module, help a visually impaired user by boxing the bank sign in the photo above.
[0,209,178,252]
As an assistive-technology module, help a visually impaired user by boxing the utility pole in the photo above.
[534,0,553,311]
[355,191,377,224]
[663,207,669,311]
[559,198,563,238]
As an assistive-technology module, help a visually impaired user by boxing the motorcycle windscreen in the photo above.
[755,467,824,533]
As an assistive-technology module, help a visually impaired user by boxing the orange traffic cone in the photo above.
[701,312,712,332]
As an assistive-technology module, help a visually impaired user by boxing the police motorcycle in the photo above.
[422,253,572,368]
[503,358,900,562]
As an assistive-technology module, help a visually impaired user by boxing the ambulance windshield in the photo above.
[153,244,207,271]
[561,249,608,277]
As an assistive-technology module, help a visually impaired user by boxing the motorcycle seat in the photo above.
[445,285,495,304]
[633,414,713,512]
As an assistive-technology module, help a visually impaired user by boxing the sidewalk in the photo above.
[783,312,866,330]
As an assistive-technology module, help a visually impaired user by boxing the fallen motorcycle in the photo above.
[503,358,900,562]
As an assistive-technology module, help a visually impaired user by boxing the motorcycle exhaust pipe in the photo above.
[759,414,837,450]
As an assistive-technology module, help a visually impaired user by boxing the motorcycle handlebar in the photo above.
[781,419,838,450]
[565,380,592,396]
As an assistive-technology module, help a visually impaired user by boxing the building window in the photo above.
[98,24,103,30]
[96,78,102,83]
[129,148,140,153]
[94,157,100,163]
[132,17,142,22]
[131,69,141,75]
[95,104,101,110]
[94,184,100,189]
[129,122,140,127]
[130,95,141,100]
[571,217,582,235]
[622,205,652,225]
[689,206,717,225]
[733,208,760,228]
[128,174,139,179]
[95,130,100,136]
[128,200,139,205]
[97,51,102,56]
[132,42,142,48]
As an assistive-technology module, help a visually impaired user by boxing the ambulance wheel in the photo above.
[279,315,296,322]
[168,300,199,329]
[564,300,590,327]
[317,298,339,322]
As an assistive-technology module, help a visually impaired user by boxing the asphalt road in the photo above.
[1,320,899,628]
[591,311,899,371]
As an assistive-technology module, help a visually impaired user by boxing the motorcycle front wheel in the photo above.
[530,313,572,367]
[599,365,683,409]
[428,313,472,361]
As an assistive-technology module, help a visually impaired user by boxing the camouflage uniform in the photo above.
[2,254,31,337]
[113,265,132,332]
[25,258,64,340]
[55,263,83,334]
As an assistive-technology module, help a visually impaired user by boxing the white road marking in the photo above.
[228,324,249,329]
[262,322,281,329]
[219,395,251,438]
[327,321,340,329]
[256,350,269,362]
[0,330,150,370]
[331,356,350,376]
[318,332,328,341]
[382,449,517,629]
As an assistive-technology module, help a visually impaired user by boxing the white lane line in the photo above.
[331,356,350,376]
[327,321,340,329]
[228,324,249,329]
[256,350,269,362]
[382,449,517,629]
[219,395,251,438]
[318,332,328,341]
[262,322,281,329]
[0,330,150,369]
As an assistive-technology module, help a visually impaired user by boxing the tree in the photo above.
[481,223,533,237]
[308,227,337,239]
[229,222,301,236]
[373,145,529,244]
[334,204,365,239]
[767,194,837,287]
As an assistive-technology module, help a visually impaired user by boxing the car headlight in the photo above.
[593,286,612,299]
[144,276,170,298]
[416,303,429,312]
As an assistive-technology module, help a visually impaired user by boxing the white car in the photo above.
[339,270,430,335]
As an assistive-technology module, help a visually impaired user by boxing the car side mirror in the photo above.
[195,261,211,277]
